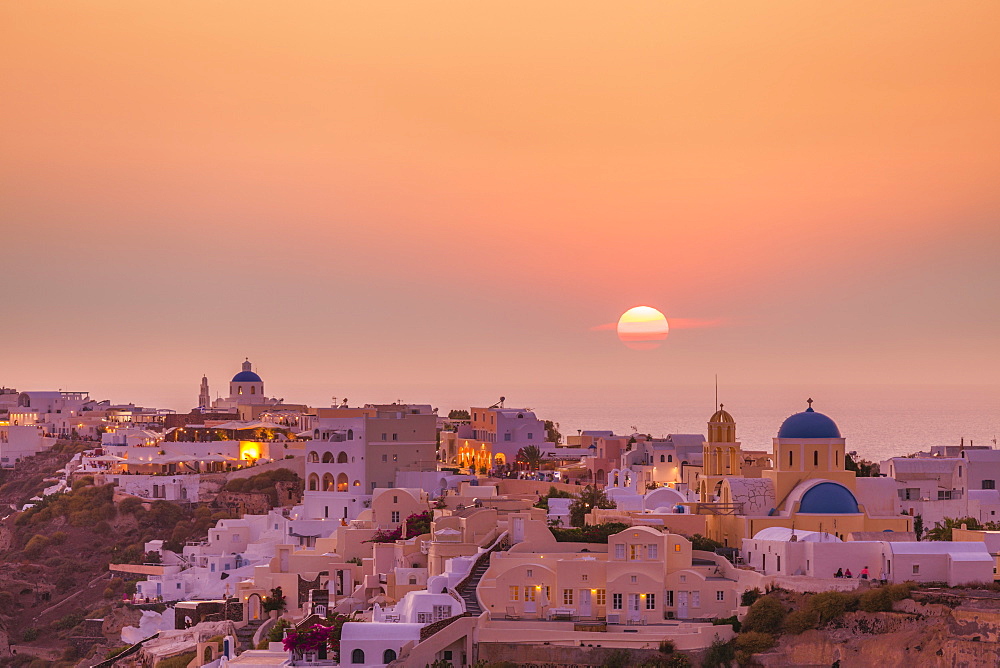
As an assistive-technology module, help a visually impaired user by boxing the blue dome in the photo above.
[777,407,841,439]
[231,371,263,383]
[798,482,859,514]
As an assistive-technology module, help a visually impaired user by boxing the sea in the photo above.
[140,382,1000,465]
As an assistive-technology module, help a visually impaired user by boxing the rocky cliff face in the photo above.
[758,597,1000,668]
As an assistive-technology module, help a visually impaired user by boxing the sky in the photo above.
[2,2,999,410]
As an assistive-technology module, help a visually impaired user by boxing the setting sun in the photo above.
[617,306,670,350]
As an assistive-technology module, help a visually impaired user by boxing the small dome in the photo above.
[778,401,840,439]
[798,482,859,514]
[710,404,735,424]
[232,370,263,383]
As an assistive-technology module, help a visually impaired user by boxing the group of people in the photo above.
[834,566,886,582]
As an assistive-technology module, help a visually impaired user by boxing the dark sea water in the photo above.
[139,383,1000,465]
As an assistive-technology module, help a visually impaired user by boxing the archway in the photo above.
[308,474,319,491]
[322,452,334,463]
[337,451,348,463]
[248,593,262,621]
[322,473,334,491]
[336,473,349,492]
[308,451,319,463]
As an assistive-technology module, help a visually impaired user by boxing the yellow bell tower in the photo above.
[700,404,742,500]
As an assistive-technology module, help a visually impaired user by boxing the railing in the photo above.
[91,632,160,667]
[455,531,510,595]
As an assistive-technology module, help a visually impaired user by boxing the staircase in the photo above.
[235,618,266,651]
[456,559,491,615]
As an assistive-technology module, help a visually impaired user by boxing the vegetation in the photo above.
[282,614,359,661]
[544,420,562,444]
[448,409,470,420]
[568,485,616,527]
[711,615,741,632]
[687,534,724,552]
[222,468,300,505]
[741,596,786,634]
[602,649,633,668]
[923,516,999,541]
[259,618,292,648]
[701,638,736,668]
[734,632,776,664]
[914,513,925,540]
[367,510,434,542]
[158,652,197,668]
[263,586,286,613]
[740,588,762,607]
[845,452,880,477]
[516,445,544,471]
[534,485,574,509]
[549,522,630,543]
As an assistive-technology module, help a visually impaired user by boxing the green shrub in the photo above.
[105,646,129,659]
[807,591,858,625]
[53,612,85,630]
[23,534,49,559]
[701,638,735,668]
[659,639,676,654]
[883,582,914,601]
[21,627,39,642]
[740,588,762,607]
[119,496,144,514]
[734,631,775,664]
[72,476,95,491]
[602,649,632,668]
[49,531,68,545]
[158,652,197,668]
[712,615,742,632]
[783,609,818,634]
[741,596,785,634]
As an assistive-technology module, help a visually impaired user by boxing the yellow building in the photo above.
[693,401,911,547]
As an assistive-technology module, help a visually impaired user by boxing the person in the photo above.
[845,568,853,578]
[879,569,887,583]
[834,568,844,578]
[861,566,870,580]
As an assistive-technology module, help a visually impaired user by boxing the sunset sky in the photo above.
[3,2,998,409]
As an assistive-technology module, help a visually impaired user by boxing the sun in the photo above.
[617,306,670,350]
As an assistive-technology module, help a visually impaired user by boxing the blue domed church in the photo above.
[700,400,911,547]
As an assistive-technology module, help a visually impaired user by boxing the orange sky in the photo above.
[2,2,998,407]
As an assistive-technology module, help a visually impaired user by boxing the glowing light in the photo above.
[617,306,669,350]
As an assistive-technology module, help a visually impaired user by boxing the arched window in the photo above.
[322,473,334,490]
[353,480,360,487]
[383,649,397,663]
[322,452,334,463]
[351,648,365,664]
[308,451,319,463]
[347,429,354,440]
[668,455,673,462]
[238,386,243,395]
[337,451,348,463]
[660,455,665,462]
[336,473,349,492]
[814,451,819,466]
[250,386,256,395]
[308,474,319,491]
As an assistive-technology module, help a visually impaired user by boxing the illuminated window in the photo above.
[674,544,681,552]
[524,586,536,602]
[509,586,519,601]
[595,589,606,606]
[629,544,640,560]
[563,589,573,605]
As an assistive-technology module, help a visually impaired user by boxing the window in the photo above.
[938,491,953,500]
[524,586,536,602]
[959,466,963,477]
[563,589,574,605]
[913,564,920,574]
[665,590,674,606]
[788,450,793,467]
[392,433,398,441]
[509,586,519,601]
[629,544,640,560]
[646,593,656,609]
[382,454,388,462]
[615,544,625,560]
[691,591,700,607]
[433,605,451,621]
[596,589,606,606]
[393,454,398,462]
[716,591,725,601]
[814,451,818,466]
[612,593,622,610]
[581,573,588,582]
[630,575,637,584]
[417,612,432,623]
[984,480,996,490]
[391,511,400,523]
[351,649,365,664]
[526,569,533,578]
[393,495,398,503]
[674,544,681,552]
[668,454,673,462]
[647,544,658,559]
[383,650,397,663]
[661,455,665,462]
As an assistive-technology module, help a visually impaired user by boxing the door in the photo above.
[524,586,537,614]
[677,591,688,619]
[579,589,592,618]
